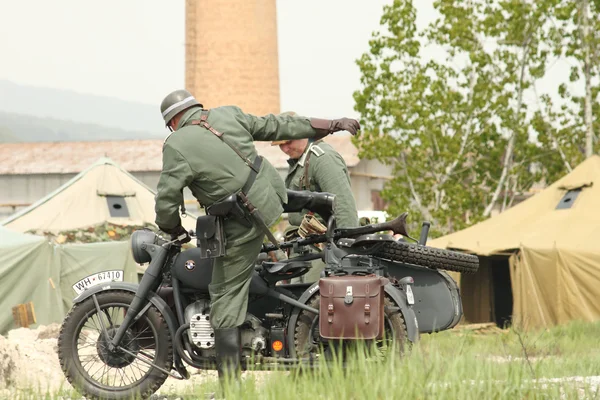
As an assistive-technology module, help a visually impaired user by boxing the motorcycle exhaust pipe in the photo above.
[174,323,216,369]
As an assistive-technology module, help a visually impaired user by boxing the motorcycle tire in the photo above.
[58,290,172,400]
[292,294,407,359]
[373,241,479,274]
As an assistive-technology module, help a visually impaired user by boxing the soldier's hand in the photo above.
[168,225,191,244]
[331,118,360,136]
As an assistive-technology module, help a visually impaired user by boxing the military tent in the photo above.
[430,155,600,329]
[0,227,63,334]
[55,240,139,311]
[1,157,196,233]
[0,158,178,333]
[0,226,139,334]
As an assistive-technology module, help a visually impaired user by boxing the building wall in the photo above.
[185,0,280,116]
[349,159,393,211]
[0,161,392,220]
[0,174,76,218]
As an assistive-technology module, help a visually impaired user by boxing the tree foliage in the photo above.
[353,0,600,236]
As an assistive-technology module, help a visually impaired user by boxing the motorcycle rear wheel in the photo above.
[58,290,172,400]
[292,294,407,360]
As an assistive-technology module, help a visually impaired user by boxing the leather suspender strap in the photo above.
[300,140,322,190]
[190,110,279,247]
[242,156,262,194]
[189,110,259,173]
[301,150,312,190]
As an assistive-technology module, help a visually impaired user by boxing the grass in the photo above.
[220,320,600,400]
[4,320,600,399]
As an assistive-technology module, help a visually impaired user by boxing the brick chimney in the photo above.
[185,0,281,116]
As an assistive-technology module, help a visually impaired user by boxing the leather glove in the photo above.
[161,225,191,244]
[310,117,361,138]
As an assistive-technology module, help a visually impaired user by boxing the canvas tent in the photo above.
[0,226,138,334]
[2,157,197,233]
[430,156,600,329]
[0,227,63,334]
[0,158,177,333]
[55,240,139,310]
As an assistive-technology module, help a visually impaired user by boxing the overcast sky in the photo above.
[0,0,440,120]
[0,0,573,122]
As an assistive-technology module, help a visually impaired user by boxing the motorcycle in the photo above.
[57,190,479,400]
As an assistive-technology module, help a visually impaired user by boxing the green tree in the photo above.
[532,0,600,184]
[353,0,559,235]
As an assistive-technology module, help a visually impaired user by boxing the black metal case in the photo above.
[385,262,463,333]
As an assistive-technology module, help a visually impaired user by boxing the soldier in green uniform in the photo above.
[273,111,359,282]
[154,90,359,382]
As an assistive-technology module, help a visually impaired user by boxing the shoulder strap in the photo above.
[300,141,324,190]
[310,144,325,157]
[190,110,259,173]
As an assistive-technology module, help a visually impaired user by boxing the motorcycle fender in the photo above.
[286,282,419,357]
[383,284,420,343]
[73,282,180,350]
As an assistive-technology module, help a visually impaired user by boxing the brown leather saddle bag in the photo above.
[319,275,389,340]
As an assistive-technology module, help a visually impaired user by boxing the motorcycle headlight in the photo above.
[131,230,157,264]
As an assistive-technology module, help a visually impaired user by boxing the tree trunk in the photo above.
[483,47,529,217]
[580,0,595,157]
[399,152,436,224]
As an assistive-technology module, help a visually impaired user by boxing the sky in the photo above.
[0,0,437,120]
[0,0,574,123]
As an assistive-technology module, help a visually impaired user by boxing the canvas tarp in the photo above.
[1,157,197,233]
[0,227,63,334]
[0,227,139,334]
[510,246,600,330]
[430,156,600,329]
[56,241,139,311]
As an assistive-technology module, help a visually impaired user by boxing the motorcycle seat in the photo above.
[283,190,335,223]
[261,260,312,283]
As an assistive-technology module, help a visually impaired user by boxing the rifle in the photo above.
[261,212,415,253]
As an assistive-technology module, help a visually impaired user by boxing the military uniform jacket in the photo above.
[285,141,359,228]
[155,106,320,242]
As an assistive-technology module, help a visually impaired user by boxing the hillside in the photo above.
[0,80,165,139]
[0,111,164,142]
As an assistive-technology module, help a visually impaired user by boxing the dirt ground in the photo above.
[0,324,272,399]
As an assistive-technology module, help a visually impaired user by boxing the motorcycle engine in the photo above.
[184,299,268,357]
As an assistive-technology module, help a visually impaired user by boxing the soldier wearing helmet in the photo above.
[273,111,359,282]
[155,89,360,383]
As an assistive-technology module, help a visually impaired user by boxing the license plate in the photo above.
[72,270,124,295]
[406,285,415,305]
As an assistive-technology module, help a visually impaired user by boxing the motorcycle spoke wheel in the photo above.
[58,291,172,400]
[75,305,156,388]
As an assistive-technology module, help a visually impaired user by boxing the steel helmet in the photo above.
[160,89,202,126]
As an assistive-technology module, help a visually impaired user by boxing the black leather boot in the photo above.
[214,326,241,384]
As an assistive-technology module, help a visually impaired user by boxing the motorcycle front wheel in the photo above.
[58,290,173,400]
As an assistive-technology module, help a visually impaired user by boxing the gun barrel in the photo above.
[260,212,411,253]
[335,212,409,238]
